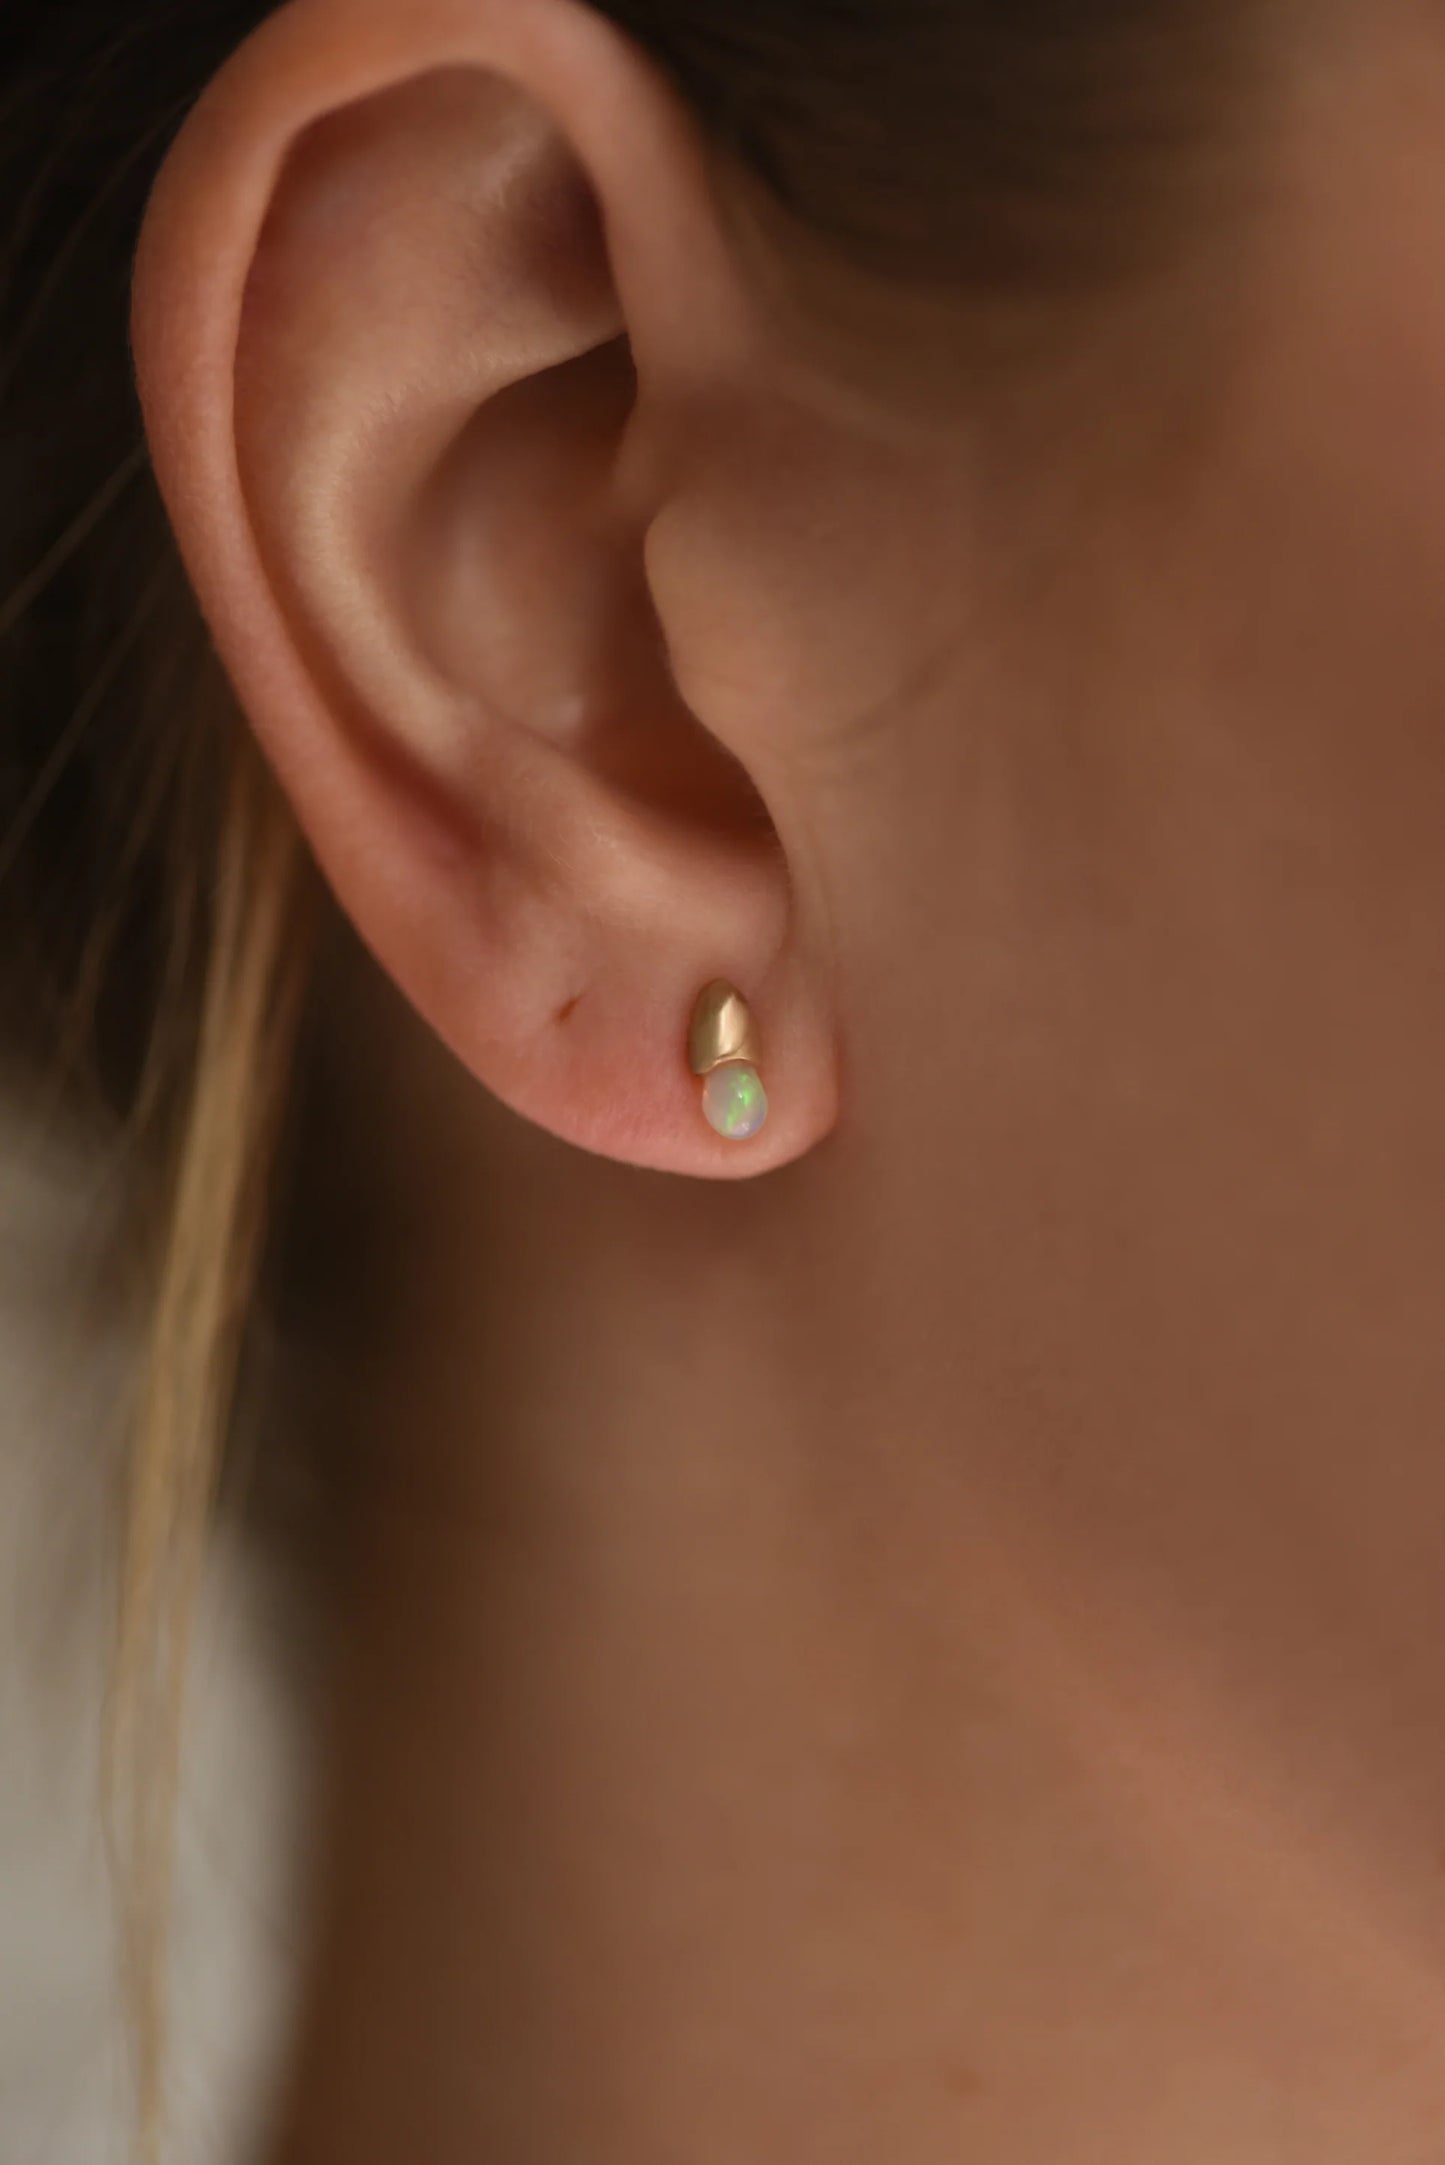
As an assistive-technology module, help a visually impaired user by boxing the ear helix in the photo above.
[688,980,769,1142]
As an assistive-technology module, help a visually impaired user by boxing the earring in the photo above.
[689,980,769,1142]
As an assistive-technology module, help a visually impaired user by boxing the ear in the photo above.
[131,0,839,1177]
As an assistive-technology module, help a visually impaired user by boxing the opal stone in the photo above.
[703,1062,769,1142]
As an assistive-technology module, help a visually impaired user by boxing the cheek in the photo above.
[1157,286,1445,808]
[1183,58,1445,785]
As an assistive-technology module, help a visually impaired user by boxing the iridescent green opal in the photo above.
[703,1062,768,1142]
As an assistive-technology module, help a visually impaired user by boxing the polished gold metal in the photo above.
[688,980,762,1076]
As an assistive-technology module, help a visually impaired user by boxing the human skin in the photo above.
[133,0,1445,2157]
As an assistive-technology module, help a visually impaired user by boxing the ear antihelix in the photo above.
[688,980,769,1142]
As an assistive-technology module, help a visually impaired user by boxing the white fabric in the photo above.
[0,1102,310,2164]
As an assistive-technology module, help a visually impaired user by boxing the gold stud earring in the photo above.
[688,980,769,1142]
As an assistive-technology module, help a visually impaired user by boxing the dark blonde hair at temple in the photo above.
[0,2,1267,2155]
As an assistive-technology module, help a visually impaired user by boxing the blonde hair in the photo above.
[106,713,312,2161]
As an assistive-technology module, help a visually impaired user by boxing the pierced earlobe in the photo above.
[689,980,769,1142]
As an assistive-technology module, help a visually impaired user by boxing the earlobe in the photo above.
[131,0,840,1177]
